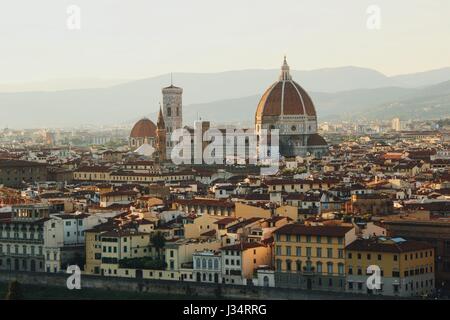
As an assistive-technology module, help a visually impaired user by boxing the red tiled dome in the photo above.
[130,118,156,138]
[256,81,316,117]
[255,57,317,119]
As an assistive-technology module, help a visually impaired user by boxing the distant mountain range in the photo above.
[1,66,450,128]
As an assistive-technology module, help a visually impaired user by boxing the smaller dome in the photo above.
[307,134,328,146]
[130,118,156,138]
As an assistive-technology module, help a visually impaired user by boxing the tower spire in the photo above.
[157,103,165,129]
[280,55,292,81]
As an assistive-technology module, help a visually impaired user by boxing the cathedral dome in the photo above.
[130,118,157,138]
[255,57,316,119]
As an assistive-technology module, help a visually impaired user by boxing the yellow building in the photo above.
[99,229,152,277]
[221,242,272,285]
[84,221,117,275]
[345,237,435,297]
[73,166,111,182]
[184,214,221,239]
[273,223,355,291]
[234,202,271,219]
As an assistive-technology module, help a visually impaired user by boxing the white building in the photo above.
[392,118,401,131]
[192,250,222,283]
[43,213,109,273]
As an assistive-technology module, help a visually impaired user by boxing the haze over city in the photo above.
[1,0,449,86]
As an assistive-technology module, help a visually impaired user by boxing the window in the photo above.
[327,262,333,275]
[316,262,323,274]
[316,248,322,258]
[276,259,282,270]
[348,266,353,275]
[378,254,382,261]
[338,263,344,275]
[306,247,312,257]
[286,246,291,256]
[394,255,398,261]
[276,246,282,255]
[296,246,301,257]
[327,248,333,258]
[348,253,352,259]
[317,236,322,243]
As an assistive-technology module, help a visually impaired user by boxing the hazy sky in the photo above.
[0,0,449,83]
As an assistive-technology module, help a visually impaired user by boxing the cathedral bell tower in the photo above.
[162,76,183,160]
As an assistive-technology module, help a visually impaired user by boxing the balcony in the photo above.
[302,266,316,275]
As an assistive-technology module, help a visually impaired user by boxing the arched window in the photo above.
[202,258,207,269]
[195,258,200,269]
[316,261,323,274]
[208,274,212,282]
[338,263,344,275]
[276,259,282,270]
[327,262,333,275]
[207,259,213,270]
[286,260,292,272]
[213,259,219,270]
[296,260,302,272]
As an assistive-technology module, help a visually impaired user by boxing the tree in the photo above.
[151,232,166,259]
[5,280,24,300]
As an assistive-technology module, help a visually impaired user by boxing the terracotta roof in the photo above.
[274,223,353,237]
[130,118,156,138]
[214,217,238,226]
[307,134,328,146]
[345,238,434,253]
[256,80,316,118]
[220,242,265,251]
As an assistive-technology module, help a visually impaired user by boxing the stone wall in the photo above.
[0,270,380,300]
